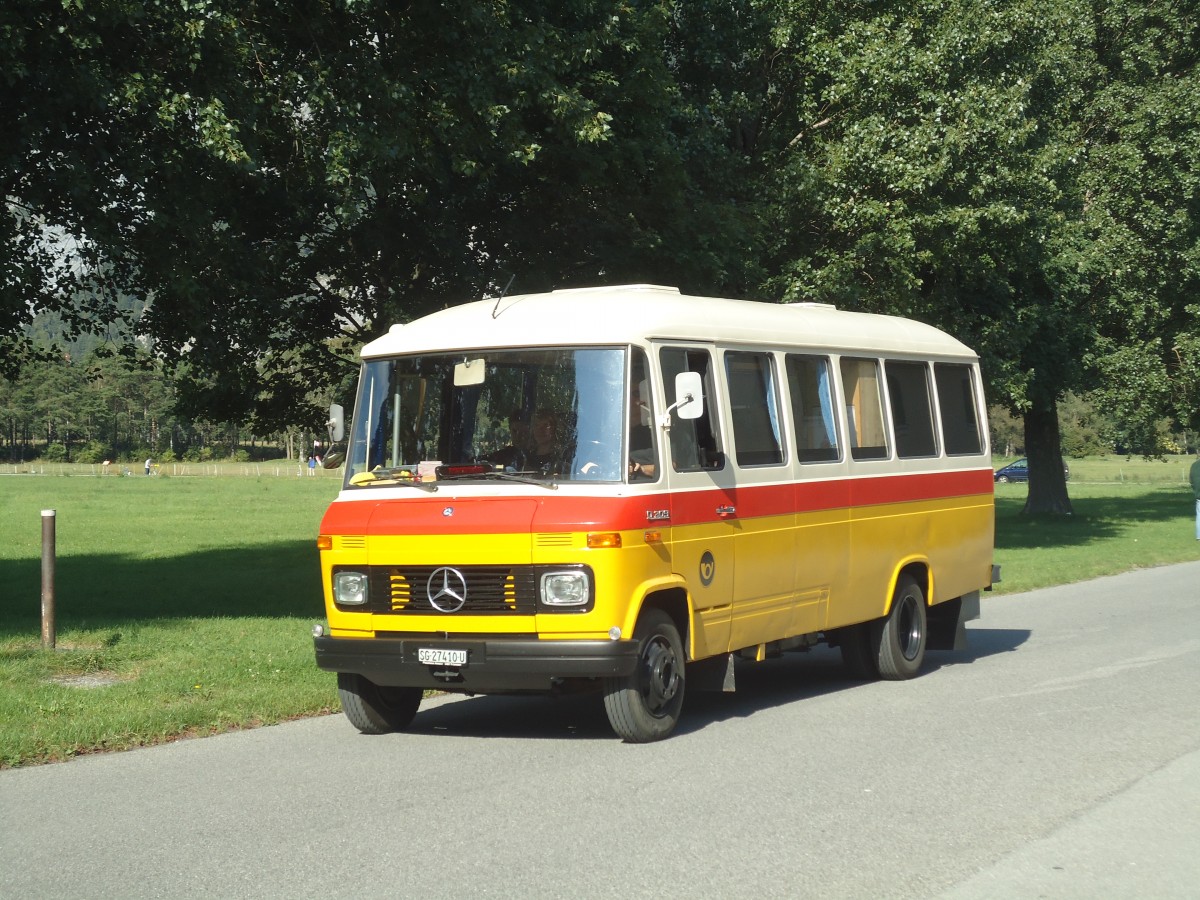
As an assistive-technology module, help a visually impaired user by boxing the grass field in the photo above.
[992,455,1198,590]
[2,456,1197,767]
[0,472,341,767]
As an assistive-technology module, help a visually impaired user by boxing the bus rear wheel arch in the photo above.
[337,672,422,734]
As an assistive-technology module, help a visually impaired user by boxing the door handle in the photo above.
[716,505,736,517]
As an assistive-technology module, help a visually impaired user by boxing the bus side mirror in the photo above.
[328,403,345,442]
[673,371,704,420]
[324,404,347,469]
[659,371,705,428]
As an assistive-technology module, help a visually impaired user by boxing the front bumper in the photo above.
[314,634,639,692]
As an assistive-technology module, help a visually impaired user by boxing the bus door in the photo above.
[658,344,734,660]
[784,353,849,635]
[720,349,803,651]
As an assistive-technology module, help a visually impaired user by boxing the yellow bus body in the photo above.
[314,285,996,741]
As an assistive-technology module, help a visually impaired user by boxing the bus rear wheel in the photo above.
[871,574,928,680]
[603,609,686,743]
[337,672,422,734]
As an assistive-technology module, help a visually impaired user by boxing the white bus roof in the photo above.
[359,284,977,360]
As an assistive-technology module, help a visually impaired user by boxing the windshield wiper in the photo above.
[348,468,439,490]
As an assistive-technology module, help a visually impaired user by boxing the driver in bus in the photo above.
[485,410,530,469]
[526,409,560,471]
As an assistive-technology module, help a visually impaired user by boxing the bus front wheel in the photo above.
[603,609,686,743]
[337,672,422,734]
[872,574,928,680]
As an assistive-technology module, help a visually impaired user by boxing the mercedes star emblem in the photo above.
[427,567,468,613]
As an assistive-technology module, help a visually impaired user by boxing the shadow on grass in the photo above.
[0,541,323,636]
[995,488,1191,552]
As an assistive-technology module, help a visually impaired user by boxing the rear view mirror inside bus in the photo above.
[673,371,704,420]
[453,358,487,387]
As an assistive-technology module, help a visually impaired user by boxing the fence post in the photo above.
[41,509,56,649]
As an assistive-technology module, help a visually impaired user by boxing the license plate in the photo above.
[418,647,468,667]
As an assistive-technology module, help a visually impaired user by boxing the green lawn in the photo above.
[993,481,1198,593]
[1,458,1197,766]
[991,454,1198,593]
[0,472,341,766]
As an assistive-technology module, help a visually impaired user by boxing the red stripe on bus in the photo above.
[849,468,994,506]
[319,469,994,536]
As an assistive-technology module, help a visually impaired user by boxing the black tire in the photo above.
[871,574,928,680]
[603,609,686,743]
[997,475,1009,483]
[838,623,879,680]
[337,672,422,734]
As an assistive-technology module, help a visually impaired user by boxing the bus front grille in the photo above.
[367,566,538,615]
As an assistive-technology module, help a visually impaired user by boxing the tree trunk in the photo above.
[1022,398,1073,515]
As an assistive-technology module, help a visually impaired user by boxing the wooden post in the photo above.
[41,509,56,649]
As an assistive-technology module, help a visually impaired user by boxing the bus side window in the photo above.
[725,351,785,467]
[786,354,841,463]
[885,361,938,459]
[660,346,725,472]
[840,357,890,461]
[934,363,984,455]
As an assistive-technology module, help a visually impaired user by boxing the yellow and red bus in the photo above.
[313,285,995,741]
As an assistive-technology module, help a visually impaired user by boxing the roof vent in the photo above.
[549,284,680,296]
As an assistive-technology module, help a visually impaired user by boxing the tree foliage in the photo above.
[751,0,1198,512]
[4,0,753,430]
[3,0,1199,515]
[1079,2,1200,442]
[0,340,317,464]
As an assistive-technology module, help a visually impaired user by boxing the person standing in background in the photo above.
[1190,452,1200,540]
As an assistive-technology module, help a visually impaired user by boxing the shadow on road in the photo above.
[398,626,1032,742]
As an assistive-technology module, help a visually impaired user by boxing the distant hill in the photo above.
[26,291,149,360]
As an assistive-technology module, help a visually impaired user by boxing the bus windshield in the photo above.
[344,347,627,486]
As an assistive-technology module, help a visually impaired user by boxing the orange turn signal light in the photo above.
[316,535,333,551]
[586,532,622,549]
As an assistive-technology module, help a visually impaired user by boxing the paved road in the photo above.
[3,561,1199,899]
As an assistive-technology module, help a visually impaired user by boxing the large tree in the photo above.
[3,0,753,429]
[753,0,1090,513]
[754,0,1199,514]
[5,0,1198,494]
[1079,2,1200,448]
